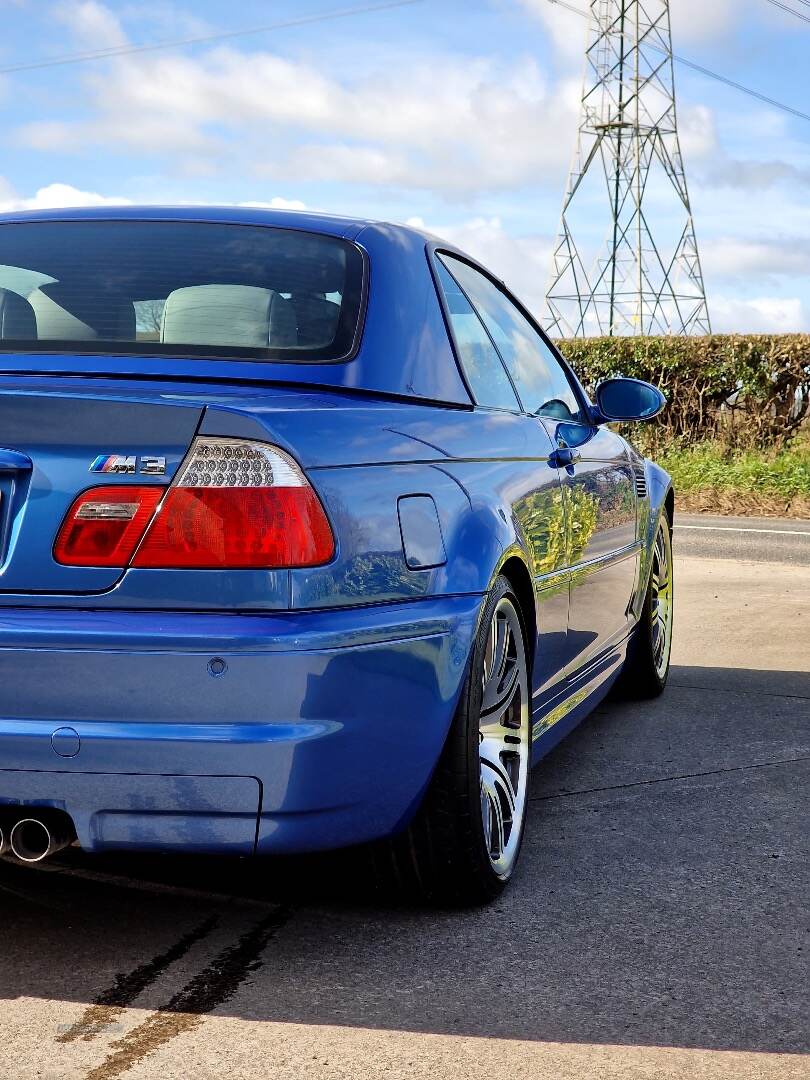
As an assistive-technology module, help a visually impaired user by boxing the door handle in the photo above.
[0,449,32,472]
[549,447,581,469]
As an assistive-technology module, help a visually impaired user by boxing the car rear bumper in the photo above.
[0,596,482,854]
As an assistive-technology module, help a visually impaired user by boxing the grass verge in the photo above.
[653,436,810,519]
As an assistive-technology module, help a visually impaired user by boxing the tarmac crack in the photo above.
[669,681,810,701]
[82,905,293,1080]
[530,755,810,802]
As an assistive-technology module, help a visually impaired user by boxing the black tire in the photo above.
[372,576,532,906]
[615,514,674,699]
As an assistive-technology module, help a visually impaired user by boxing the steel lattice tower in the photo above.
[544,0,710,337]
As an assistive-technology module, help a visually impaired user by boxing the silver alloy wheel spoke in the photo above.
[481,762,510,860]
[483,614,507,687]
[481,659,519,718]
[478,596,530,877]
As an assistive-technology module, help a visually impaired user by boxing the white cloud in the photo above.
[16,3,580,198]
[699,158,810,191]
[56,0,126,49]
[117,1,211,38]
[718,108,791,142]
[0,180,309,213]
[709,295,809,334]
[669,0,739,45]
[702,237,810,280]
[515,0,588,61]
[405,214,554,316]
[264,145,414,188]
[519,0,742,52]
[239,197,307,211]
[0,180,132,211]
[678,104,718,161]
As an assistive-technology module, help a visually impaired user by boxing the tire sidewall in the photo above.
[639,515,674,693]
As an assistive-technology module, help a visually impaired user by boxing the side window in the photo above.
[434,259,520,411]
[439,254,583,421]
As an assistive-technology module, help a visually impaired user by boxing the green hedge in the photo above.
[555,334,810,450]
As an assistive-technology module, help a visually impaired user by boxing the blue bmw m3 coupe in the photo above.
[0,207,673,903]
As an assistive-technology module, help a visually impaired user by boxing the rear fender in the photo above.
[290,462,505,609]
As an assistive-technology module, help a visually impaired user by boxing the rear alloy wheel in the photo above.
[615,515,674,698]
[376,576,531,905]
[478,595,531,877]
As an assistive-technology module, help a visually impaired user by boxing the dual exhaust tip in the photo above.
[0,812,76,864]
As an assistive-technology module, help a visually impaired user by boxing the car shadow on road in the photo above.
[0,665,807,1056]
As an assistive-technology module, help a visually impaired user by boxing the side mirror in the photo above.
[593,377,666,423]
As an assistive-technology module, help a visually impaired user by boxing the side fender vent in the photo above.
[634,466,648,500]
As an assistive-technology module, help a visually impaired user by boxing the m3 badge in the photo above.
[90,454,167,475]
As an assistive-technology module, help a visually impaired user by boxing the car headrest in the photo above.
[161,285,298,348]
[291,294,341,348]
[0,288,37,340]
[268,292,298,348]
[29,286,136,341]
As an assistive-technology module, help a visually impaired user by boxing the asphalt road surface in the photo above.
[2,542,809,1079]
[676,513,810,566]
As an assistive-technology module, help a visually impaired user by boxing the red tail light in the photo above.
[55,439,335,570]
[133,485,333,568]
[54,486,163,567]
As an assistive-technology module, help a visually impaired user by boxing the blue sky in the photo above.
[1,0,809,332]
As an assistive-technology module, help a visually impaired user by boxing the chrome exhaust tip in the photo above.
[9,816,75,863]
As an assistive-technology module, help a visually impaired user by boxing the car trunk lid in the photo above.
[0,376,202,593]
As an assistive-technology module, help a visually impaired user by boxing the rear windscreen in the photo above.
[0,220,365,362]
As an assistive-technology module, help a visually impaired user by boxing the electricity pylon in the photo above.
[544,0,710,337]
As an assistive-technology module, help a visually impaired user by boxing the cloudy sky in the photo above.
[1,0,809,332]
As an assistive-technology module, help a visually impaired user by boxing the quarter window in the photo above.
[434,259,519,411]
[438,254,582,421]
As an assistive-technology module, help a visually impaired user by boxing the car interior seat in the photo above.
[0,288,37,340]
[30,286,136,341]
[161,284,299,348]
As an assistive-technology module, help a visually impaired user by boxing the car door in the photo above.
[538,417,639,676]
[432,257,570,711]
[436,253,639,679]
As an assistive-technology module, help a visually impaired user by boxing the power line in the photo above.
[762,0,810,24]
[545,0,810,125]
[671,54,810,124]
[0,0,423,76]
